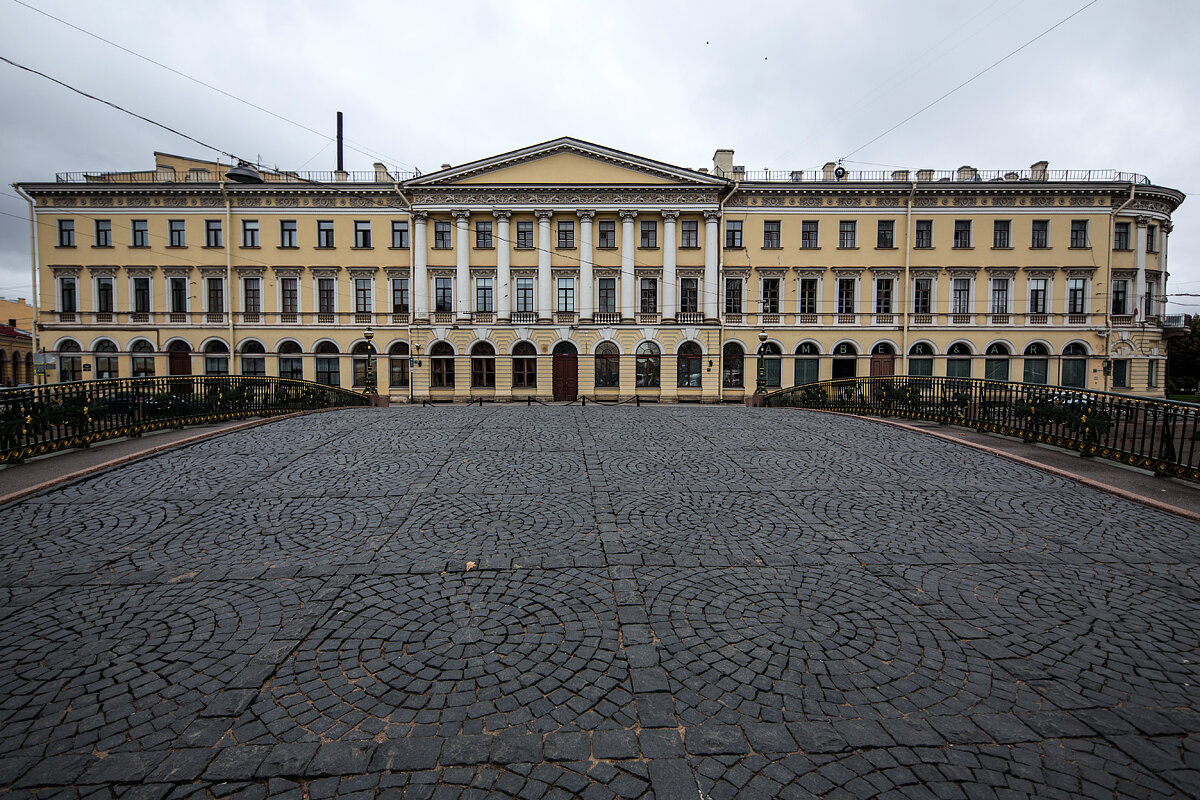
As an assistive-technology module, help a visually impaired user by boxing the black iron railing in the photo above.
[0,376,368,464]
[765,377,1200,482]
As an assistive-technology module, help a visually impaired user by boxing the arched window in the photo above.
[471,342,496,388]
[677,342,702,388]
[1023,342,1049,385]
[946,342,972,379]
[204,340,230,376]
[830,341,854,381]
[278,341,303,380]
[58,339,82,382]
[909,343,934,377]
[93,339,119,379]
[315,341,340,386]
[430,341,454,389]
[389,342,410,388]
[795,342,819,385]
[0,350,8,385]
[722,342,744,389]
[636,342,660,388]
[131,340,155,378]
[984,343,1010,382]
[12,350,22,385]
[594,342,618,388]
[350,342,373,387]
[871,342,895,355]
[241,340,266,377]
[759,342,783,388]
[513,341,537,389]
[1061,342,1088,388]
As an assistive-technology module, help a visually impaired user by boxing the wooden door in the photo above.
[869,353,895,377]
[168,349,191,375]
[552,343,578,401]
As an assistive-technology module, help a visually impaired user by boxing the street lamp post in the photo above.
[755,330,768,395]
[363,326,377,395]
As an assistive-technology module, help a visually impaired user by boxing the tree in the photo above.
[1167,316,1200,396]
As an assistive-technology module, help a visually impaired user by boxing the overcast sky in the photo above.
[1,0,1196,312]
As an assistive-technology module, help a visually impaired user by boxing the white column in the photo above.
[620,210,637,321]
[413,212,429,321]
[1134,217,1148,320]
[495,211,512,322]
[1159,221,1171,317]
[536,210,553,322]
[453,210,470,320]
[662,210,679,322]
[703,210,720,321]
[579,211,594,321]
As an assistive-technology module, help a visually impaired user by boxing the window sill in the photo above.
[91,245,113,249]
[1031,246,1052,250]
[875,246,897,250]
[431,246,452,250]
[724,246,745,250]
[638,246,659,251]
[241,245,261,249]
[761,246,783,251]
[129,245,150,249]
[1113,247,1133,252]
[388,245,409,250]
[596,245,618,250]
[473,246,495,251]
[679,246,701,250]
[991,246,1013,250]
[315,246,336,250]
[166,245,188,249]
[837,246,860,250]
[514,246,535,251]
[913,246,933,250]
[278,245,299,250]
[352,246,374,251]
[1068,246,1091,250]
[799,246,821,251]
[556,246,577,251]
[952,246,974,250]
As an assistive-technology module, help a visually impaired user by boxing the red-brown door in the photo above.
[552,342,578,401]
[870,353,895,377]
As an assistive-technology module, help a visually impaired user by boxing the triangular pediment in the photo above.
[407,137,728,188]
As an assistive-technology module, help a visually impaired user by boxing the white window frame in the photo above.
[315,276,339,315]
[912,277,935,314]
[724,277,744,314]
[950,277,973,315]
[835,276,857,314]
[58,276,78,312]
[1065,277,1088,315]
[354,277,375,314]
[1027,278,1051,315]
[760,276,781,314]
[241,219,259,248]
[169,276,190,314]
[94,276,115,313]
[129,276,153,314]
[204,276,225,313]
[873,277,894,314]
[990,277,1011,314]
[796,276,821,314]
[242,276,262,314]
[556,277,575,312]
[476,277,495,312]
[278,277,299,315]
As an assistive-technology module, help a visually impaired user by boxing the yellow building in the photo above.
[15,138,1185,401]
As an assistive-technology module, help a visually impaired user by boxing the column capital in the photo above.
[535,209,554,221]
[619,209,639,221]
[413,210,429,222]
[451,209,471,221]
[703,210,722,222]
[661,210,681,221]
[576,210,596,221]
[1135,215,1150,227]
[492,210,512,221]
[1162,220,1174,234]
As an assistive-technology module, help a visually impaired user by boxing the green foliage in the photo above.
[1167,316,1200,395]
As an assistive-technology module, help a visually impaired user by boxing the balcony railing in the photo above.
[511,311,537,325]
[473,312,494,324]
[54,168,420,184]
[637,313,661,325]
[1111,315,1134,327]
[555,311,578,325]
[719,167,1152,185]
[1067,313,1088,325]
[874,314,894,325]
[677,312,704,324]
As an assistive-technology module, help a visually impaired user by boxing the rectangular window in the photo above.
[877,220,894,248]
[1148,360,1158,388]
[993,220,1011,248]
[244,278,261,313]
[761,278,780,314]
[131,219,148,247]
[280,220,297,248]
[556,220,574,249]
[556,278,575,312]
[132,277,150,313]
[801,220,819,249]
[1146,224,1158,253]
[914,219,932,248]
[837,278,855,314]
[763,221,781,248]
[1031,219,1049,248]
[355,278,372,313]
[681,219,698,248]
[1070,220,1088,248]
[1113,221,1131,250]
[640,219,657,248]
[170,277,187,313]
[1112,280,1128,315]
[1029,278,1047,314]
[516,221,534,248]
[207,277,224,312]
[94,219,111,247]
[680,278,698,313]
[205,219,222,247]
[242,220,259,247]
[391,278,409,313]
[598,278,616,313]
[281,278,298,313]
[990,278,1009,314]
[57,219,75,247]
[799,278,817,314]
[516,278,535,312]
[96,277,113,313]
[1067,278,1087,314]
[1110,358,1129,388]
[169,219,186,247]
[318,278,335,314]
[476,221,493,248]
[476,278,494,312]
[838,221,857,248]
[640,278,658,313]
[354,220,372,248]
[60,277,76,312]
[433,221,452,249]
[392,220,409,248]
[953,220,971,249]
[952,278,971,314]
[435,277,453,312]
[724,278,742,314]
[725,220,743,248]
[914,278,932,314]
[317,220,335,248]
[598,220,616,248]
[875,279,893,314]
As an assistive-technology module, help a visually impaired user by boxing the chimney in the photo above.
[1031,160,1049,181]
[1004,171,1020,181]
[732,165,745,180]
[822,162,837,181]
[891,170,910,182]
[916,169,934,182]
[957,165,978,181]
[789,170,805,182]
[441,163,452,171]
[712,149,734,177]
[373,162,392,182]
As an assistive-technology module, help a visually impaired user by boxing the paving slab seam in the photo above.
[0,409,333,509]
[796,408,1200,522]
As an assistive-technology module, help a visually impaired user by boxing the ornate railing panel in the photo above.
[765,377,1200,482]
[0,376,368,464]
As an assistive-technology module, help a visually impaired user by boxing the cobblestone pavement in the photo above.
[1,406,1198,799]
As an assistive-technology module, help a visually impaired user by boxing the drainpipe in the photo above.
[901,181,916,375]
[13,185,40,383]
[717,178,737,402]
[393,178,415,404]
[1103,184,1137,392]
[221,182,235,369]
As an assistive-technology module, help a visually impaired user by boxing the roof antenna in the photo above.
[336,111,344,172]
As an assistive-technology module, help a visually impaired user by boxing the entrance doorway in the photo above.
[831,342,857,380]
[870,343,895,377]
[167,341,192,375]
[552,341,578,401]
